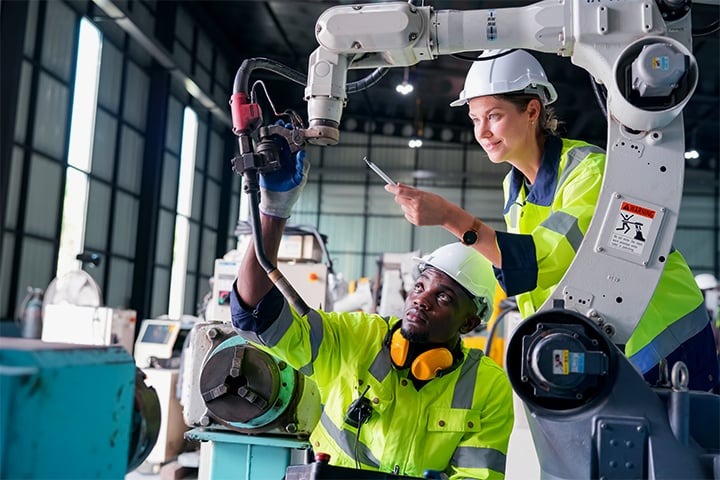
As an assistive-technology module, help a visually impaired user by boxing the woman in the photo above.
[386,49,718,392]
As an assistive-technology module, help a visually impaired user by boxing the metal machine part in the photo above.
[506,310,716,479]
[506,309,617,412]
[181,321,320,436]
[129,367,162,472]
[0,339,160,478]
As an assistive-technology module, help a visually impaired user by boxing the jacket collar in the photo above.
[504,135,562,211]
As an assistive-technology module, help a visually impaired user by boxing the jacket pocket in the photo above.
[426,407,482,433]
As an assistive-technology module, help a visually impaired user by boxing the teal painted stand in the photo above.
[186,428,311,480]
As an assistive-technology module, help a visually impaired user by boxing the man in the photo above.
[229,129,514,479]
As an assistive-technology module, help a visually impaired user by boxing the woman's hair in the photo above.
[495,92,563,137]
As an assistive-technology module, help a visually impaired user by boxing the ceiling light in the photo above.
[396,83,414,95]
[408,138,423,148]
[396,67,414,95]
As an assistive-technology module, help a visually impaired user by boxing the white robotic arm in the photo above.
[304,0,698,346]
[305,0,696,145]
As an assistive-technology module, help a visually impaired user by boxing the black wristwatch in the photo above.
[461,218,481,246]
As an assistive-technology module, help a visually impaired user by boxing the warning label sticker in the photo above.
[607,201,656,256]
[552,350,585,375]
[552,350,568,375]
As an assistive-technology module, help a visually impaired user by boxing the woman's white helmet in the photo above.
[413,242,496,323]
[450,49,558,107]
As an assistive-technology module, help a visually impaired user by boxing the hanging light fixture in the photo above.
[409,96,423,148]
[395,67,414,95]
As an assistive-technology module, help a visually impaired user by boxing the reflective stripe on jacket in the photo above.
[499,136,706,372]
[236,300,514,480]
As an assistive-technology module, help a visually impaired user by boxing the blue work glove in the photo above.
[259,122,310,219]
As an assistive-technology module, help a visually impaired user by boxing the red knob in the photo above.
[314,452,331,463]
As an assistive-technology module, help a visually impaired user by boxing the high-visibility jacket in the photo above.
[495,136,708,374]
[232,289,514,480]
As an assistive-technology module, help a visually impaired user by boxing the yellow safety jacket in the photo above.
[234,291,514,480]
[496,136,708,374]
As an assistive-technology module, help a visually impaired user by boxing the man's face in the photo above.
[401,267,478,345]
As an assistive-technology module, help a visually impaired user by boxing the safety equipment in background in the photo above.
[259,122,310,219]
[695,273,718,291]
[389,328,455,380]
[450,49,558,107]
[413,242,496,323]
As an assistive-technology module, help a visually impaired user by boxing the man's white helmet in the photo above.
[413,242,496,323]
[695,273,718,291]
[450,49,558,107]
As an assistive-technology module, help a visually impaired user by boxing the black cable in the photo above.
[692,19,720,36]
[233,57,388,97]
[354,423,362,469]
[484,300,519,356]
[347,68,389,94]
[451,48,517,63]
[590,74,608,119]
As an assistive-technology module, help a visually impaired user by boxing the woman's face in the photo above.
[468,95,538,165]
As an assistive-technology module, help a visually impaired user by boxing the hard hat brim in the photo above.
[449,97,467,108]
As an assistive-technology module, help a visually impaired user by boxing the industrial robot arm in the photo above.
[303,0,698,346]
[304,0,696,144]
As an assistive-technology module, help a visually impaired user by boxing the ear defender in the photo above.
[389,329,454,381]
[390,328,410,368]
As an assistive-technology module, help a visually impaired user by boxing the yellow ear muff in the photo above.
[390,329,409,368]
[389,328,456,380]
[411,348,454,381]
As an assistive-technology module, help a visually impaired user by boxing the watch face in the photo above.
[462,230,478,245]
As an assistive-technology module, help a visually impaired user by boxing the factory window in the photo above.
[168,107,198,319]
[56,18,102,277]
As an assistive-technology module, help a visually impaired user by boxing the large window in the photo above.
[56,18,102,277]
[168,107,198,319]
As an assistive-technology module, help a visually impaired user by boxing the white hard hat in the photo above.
[695,273,718,290]
[413,243,496,323]
[450,49,558,107]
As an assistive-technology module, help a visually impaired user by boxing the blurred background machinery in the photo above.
[0,339,160,478]
[39,269,136,353]
[133,318,195,472]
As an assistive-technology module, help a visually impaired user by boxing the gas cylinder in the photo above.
[18,287,44,339]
